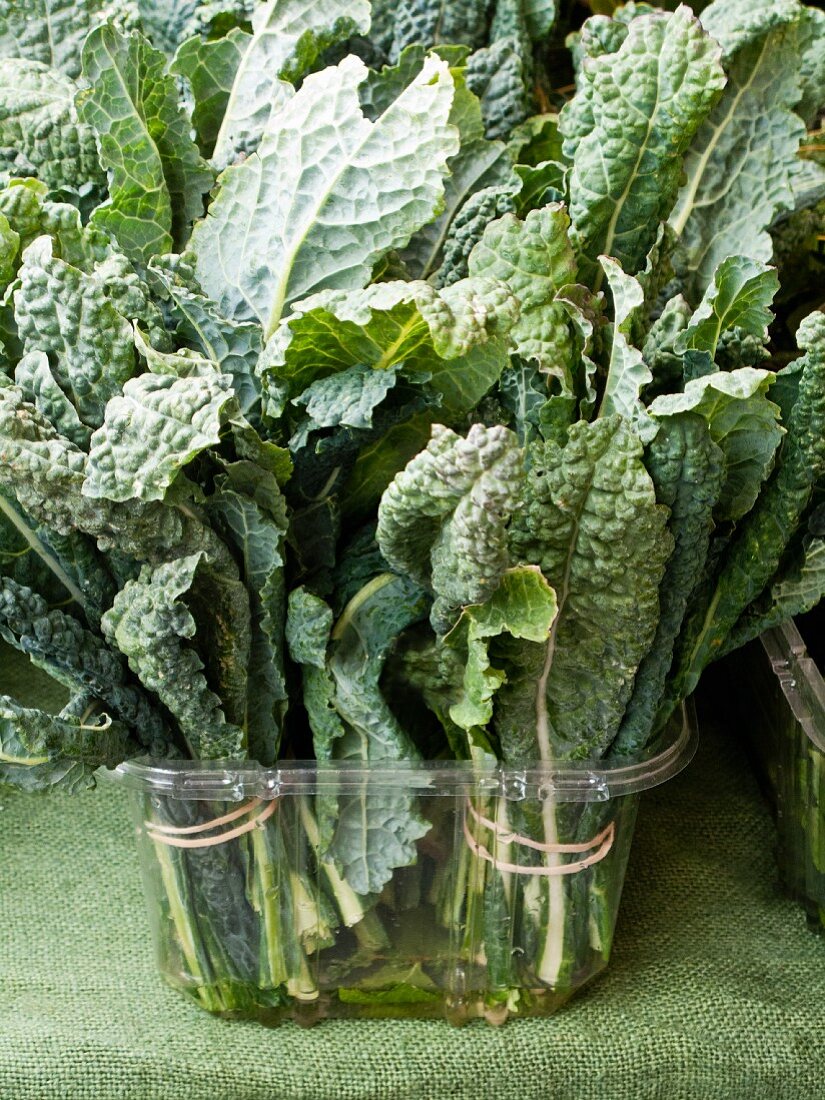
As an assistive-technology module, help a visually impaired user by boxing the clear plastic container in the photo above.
[728,621,825,933]
[111,704,696,1026]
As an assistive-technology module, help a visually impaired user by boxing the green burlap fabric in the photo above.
[2,650,825,1099]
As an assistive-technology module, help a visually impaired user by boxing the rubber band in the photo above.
[466,799,614,855]
[146,800,277,848]
[146,797,264,836]
[463,817,615,876]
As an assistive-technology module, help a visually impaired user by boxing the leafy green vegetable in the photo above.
[261,276,518,420]
[649,368,783,523]
[597,257,654,441]
[84,369,236,502]
[286,587,345,760]
[14,237,143,433]
[560,6,725,286]
[1,0,823,1020]
[204,0,371,168]
[78,25,212,264]
[0,60,104,193]
[102,553,247,758]
[671,1,812,302]
[189,54,459,337]
[0,0,138,80]
[671,312,825,699]
[325,573,431,894]
[508,416,672,758]
[209,463,289,765]
[377,423,522,631]
[445,565,557,746]
[612,414,724,755]
[468,205,578,386]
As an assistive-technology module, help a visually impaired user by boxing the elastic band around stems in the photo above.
[147,797,264,836]
[466,799,614,854]
[463,818,615,877]
[147,800,277,849]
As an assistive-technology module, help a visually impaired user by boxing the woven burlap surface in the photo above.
[1,657,824,1099]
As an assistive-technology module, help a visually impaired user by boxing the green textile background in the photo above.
[2,660,825,1098]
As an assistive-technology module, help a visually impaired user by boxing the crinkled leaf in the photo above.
[78,25,213,264]
[171,29,248,157]
[0,575,170,751]
[699,0,800,58]
[377,423,522,633]
[137,0,202,55]
[524,0,556,40]
[612,414,724,755]
[445,565,557,736]
[209,466,287,764]
[723,534,825,658]
[499,360,549,445]
[208,0,371,168]
[148,256,263,420]
[0,178,111,270]
[674,312,825,696]
[436,183,519,289]
[641,295,691,398]
[0,209,18,290]
[14,351,90,450]
[567,3,658,72]
[384,0,489,60]
[560,6,725,286]
[466,38,532,143]
[286,587,345,760]
[0,383,233,567]
[0,0,138,80]
[507,417,672,759]
[797,6,825,128]
[291,363,400,451]
[598,257,655,441]
[0,491,110,617]
[262,277,517,420]
[326,573,431,895]
[514,160,566,217]
[675,256,779,359]
[468,205,578,389]
[102,553,246,758]
[190,55,458,338]
[0,60,104,194]
[84,370,236,503]
[650,367,782,523]
[0,696,129,769]
[401,67,517,281]
[671,9,805,303]
[14,237,141,431]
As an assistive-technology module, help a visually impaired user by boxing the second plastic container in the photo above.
[112,704,696,1026]
[728,619,825,933]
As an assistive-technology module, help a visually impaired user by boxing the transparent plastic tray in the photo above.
[732,621,825,932]
[111,703,696,1026]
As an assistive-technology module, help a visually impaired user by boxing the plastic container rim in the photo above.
[761,621,825,755]
[106,699,698,804]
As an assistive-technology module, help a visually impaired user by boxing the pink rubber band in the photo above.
[463,819,615,876]
[146,797,264,836]
[146,800,278,848]
[466,800,614,855]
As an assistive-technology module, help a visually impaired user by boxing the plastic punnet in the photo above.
[730,621,825,933]
[110,704,696,1026]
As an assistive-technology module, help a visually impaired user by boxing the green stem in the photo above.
[298,795,371,929]
[153,837,224,1014]
[250,824,289,989]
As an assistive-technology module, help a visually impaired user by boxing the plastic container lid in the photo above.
[109,700,697,804]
